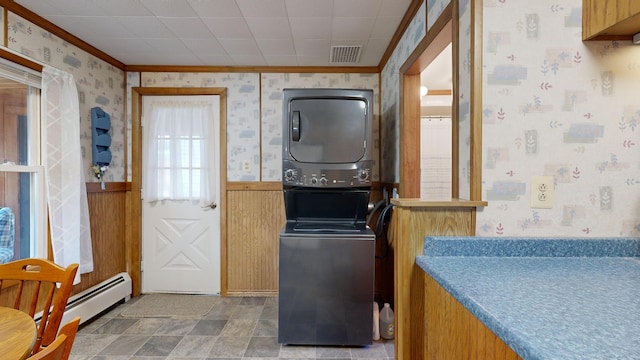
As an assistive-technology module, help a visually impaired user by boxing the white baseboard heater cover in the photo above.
[36,272,132,326]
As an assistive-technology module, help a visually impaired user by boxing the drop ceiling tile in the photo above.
[333,0,381,18]
[182,38,226,55]
[202,17,253,39]
[289,17,332,39]
[244,18,291,39]
[264,54,298,66]
[45,16,132,39]
[13,1,61,16]
[187,0,242,17]
[255,38,295,55]
[380,0,412,17]
[158,17,212,38]
[331,17,376,39]
[113,52,159,65]
[88,37,157,55]
[330,38,367,47]
[15,0,413,67]
[371,16,403,38]
[297,55,329,66]
[294,38,330,57]
[143,38,191,54]
[284,0,333,18]
[117,16,174,37]
[196,54,235,65]
[218,38,262,55]
[231,54,267,66]
[139,0,198,17]
[146,52,203,65]
[359,38,390,65]
[95,0,154,16]
[236,0,286,18]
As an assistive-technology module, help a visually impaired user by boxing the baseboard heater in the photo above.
[35,272,132,326]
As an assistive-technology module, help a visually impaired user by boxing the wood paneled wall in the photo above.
[225,185,391,298]
[0,184,128,306]
[226,189,286,295]
[390,199,486,360]
[72,185,128,295]
[424,273,521,359]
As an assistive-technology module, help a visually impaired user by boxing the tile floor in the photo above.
[69,295,395,359]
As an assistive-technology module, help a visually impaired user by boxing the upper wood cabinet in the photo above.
[583,0,640,40]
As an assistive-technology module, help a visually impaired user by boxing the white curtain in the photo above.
[145,97,214,204]
[41,65,93,283]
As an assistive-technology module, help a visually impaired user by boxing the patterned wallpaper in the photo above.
[141,72,261,181]
[139,72,379,182]
[428,0,451,29]
[6,12,126,182]
[479,0,640,237]
[457,0,471,199]
[381,1,427,183]
[8,1,637,236]
[125,72,140,182]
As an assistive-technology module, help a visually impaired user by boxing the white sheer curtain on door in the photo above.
[41,65,93,283]
[145,97,215,205]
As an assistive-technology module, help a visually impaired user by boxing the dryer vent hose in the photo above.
[367,199,394,259]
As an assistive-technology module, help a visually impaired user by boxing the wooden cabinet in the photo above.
[583,0,640,40]
[423,273,522,359]
[390,198,486,359]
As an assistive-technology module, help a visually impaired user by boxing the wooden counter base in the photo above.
[424,273,521,359]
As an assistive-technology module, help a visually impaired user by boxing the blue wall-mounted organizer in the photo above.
[91,107,112,166]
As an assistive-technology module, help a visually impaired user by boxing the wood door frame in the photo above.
[129,87,228,296]
[398,0,483,201]
[399,5,453,198]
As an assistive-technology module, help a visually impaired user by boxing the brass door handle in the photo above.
[202,202,217,209]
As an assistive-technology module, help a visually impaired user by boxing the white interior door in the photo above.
[141,95,221,294]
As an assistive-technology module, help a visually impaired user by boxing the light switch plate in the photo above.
[531,176,554,208]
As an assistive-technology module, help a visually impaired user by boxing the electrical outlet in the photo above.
[242,160,251,172]
[531,176,554,208]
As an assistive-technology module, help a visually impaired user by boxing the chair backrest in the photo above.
[57,317,80,360]
[27,334,67,360]
[0,207,15,263]
[0,258,79,355]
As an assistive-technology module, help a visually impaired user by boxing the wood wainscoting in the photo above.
[225,182,286,296]
[0,182,129,306]
[75,182,129,294]
[225,182,388,298]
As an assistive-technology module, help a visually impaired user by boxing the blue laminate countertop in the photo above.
[416,237,640,360]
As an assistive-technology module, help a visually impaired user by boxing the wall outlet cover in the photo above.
[531,176,554,209]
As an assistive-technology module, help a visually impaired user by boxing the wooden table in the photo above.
[0,307,37,360]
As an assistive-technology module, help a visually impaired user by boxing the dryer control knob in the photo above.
[320,177,328,185]
[310,177,318,185]
[358,170,370,181]
[284,169,296,182]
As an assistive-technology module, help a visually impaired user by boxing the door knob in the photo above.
[202,202,217,209]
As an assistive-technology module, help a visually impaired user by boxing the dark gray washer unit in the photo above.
[278,88,375,346]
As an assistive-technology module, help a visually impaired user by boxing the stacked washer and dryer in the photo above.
[278,88,375,346]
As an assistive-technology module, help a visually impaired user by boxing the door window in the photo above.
[0,61,45,262]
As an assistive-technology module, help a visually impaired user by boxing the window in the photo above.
[144,96,214,204]
[0,60,45,262]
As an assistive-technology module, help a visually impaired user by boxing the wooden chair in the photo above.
[0,258,78,356]
[57,316,80,360]
[26,334,67,360]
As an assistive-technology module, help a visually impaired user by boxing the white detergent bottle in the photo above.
[373,301,380,340]
[379,302,395,339]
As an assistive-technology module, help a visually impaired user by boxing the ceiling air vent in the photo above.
[330,45,362,64]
